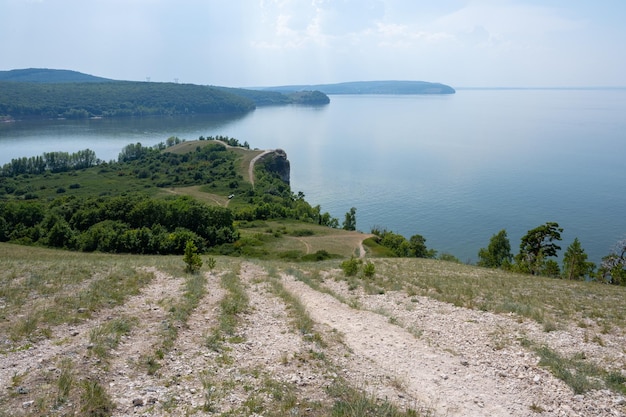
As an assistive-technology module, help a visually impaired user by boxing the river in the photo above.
[2,89,625,264]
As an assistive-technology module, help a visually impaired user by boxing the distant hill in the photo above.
[0,68,329,119]
[214,86,330,105]
[262,80,456,95]
[0,68,113,83]
[0,81,255,119]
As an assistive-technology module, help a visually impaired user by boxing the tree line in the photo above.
[0,194,237,254]
[477,223,625,285]
[357,211,624,285]
[1,149,100,176]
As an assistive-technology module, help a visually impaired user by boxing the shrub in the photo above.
[363,261,376,277]
[341,257,361,277]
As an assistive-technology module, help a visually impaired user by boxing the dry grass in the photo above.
[350,258,626,332]
[3,242,626,414]
[158,185,230,206]
[0,244,153,349]
[238,220,371,258]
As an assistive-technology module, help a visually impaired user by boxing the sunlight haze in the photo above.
[1,0,625,87]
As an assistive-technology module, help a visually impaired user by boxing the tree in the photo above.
[562,238,595,280]
[478,229,512,268]
[409,234,436,258]
[541,259,561,278]
[183,239,203,273]
[342,207,357,231]
[515,222,563,275]
[598,239,626,285]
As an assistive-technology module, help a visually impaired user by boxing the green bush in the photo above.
[363,261,376,277]
[341,257,361,277]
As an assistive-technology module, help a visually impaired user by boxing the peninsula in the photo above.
[261,80,456,95]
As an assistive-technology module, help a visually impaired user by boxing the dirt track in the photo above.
[1,261,625,416]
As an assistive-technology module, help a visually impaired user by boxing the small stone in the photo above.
[22,400,34,408]
[441,374,449,380]
[533,375,541,383]
[189,388,197,394]
[147,397,158,405]
[460,360,469,366]
[132,398,144,407]
[70,330,79,337]
[77,308,88,314]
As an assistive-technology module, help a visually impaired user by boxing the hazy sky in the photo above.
[2,0,625,87]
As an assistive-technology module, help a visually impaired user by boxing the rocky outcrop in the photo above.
[257,149,290,184]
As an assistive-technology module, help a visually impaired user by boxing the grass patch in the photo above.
[80,379,114,417]
[532,344,626,395]
[372,258,626,330]
[140,269,207,375]
[205,267,249,352]
[0,244,153,347]
[327,380,424,417]
[89,316,138,360]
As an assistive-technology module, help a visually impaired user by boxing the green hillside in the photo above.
[0,138,348,259]
[0,68,330,120]
[0,81,255,119]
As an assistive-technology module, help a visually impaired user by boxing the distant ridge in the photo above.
[0,68,330,119]
[0,68,113,83]
[261,80,456,95]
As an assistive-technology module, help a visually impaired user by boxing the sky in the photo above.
[1,0,625,88]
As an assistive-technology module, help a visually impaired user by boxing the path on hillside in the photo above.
[248,149,273,188]
[2,261,624,416]
[281,272,626,417]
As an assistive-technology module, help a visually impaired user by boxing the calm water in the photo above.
[2,90,626,264]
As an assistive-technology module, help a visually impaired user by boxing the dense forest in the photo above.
[0,69,330,120]
[0,82,255,119]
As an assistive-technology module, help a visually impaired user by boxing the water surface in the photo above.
[2,90,625,264]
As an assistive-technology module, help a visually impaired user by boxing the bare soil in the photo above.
[1,261,625,416]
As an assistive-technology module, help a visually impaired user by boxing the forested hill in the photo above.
[0,81,256,119]
[0,68,113,83]
[0,68,330,119]
[262,80,456,94]
[215,86,330,105]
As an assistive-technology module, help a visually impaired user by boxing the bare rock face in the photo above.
[258,149,290,184]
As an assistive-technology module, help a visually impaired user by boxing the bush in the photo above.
[363,261,376,277]
[302,249,335,262]
[341,257,361,277]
